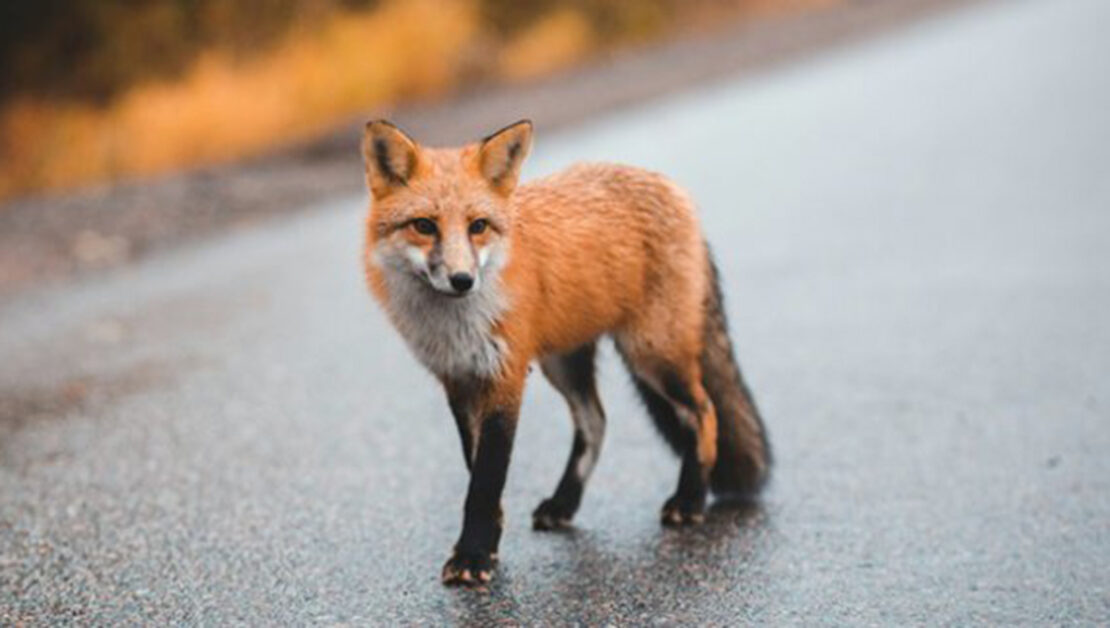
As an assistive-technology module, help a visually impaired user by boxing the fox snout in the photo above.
[376,224,503,299]
[390,231,480,297]
[435,232,479,295]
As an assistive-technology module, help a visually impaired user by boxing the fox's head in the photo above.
[362,119,532,298]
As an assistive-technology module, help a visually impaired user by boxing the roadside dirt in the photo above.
[0,0,980,297]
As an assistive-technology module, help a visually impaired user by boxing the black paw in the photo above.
[441,550,497,586]
[661,494,706,527]
[532,497,576,531]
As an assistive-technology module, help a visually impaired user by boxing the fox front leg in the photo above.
[441,379,521,586]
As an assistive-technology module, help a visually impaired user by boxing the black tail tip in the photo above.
[709,448,772,498]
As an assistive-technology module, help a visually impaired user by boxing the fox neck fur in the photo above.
[377,252,510,380]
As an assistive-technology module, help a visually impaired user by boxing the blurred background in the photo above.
[0,0,833,202]
[0,0,886,294]
[5,0,1109,623]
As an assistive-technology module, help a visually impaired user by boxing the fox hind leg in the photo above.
[533,343,606,530]
[619,342,718,526]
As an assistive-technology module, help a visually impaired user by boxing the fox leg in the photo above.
[441,376,523,586]
[533,342,606,530]
[617,340,719,526]
[660,373,718,526]
[446,388,477,470]
[646,366,718,525]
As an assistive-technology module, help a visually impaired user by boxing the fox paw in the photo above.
[532,498,576,531]
[661,494,706,527]
[441,550,496,586]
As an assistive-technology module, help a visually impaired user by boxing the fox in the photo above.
[361,119,770,586]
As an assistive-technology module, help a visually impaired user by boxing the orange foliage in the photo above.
[0,0,476,199]
[0,0,842,201]
[498,8,595,81]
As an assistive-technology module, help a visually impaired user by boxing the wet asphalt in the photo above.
[2,0,1109,623]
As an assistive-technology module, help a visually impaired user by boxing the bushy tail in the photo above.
[623,248,771,498]
[702,252,771,497]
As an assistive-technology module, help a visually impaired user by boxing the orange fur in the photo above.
[363,134,711,386]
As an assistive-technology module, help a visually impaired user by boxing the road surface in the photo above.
[2,0,1109,623]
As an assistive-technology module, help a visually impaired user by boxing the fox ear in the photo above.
[478,119,532,195]
[362,120,419,199]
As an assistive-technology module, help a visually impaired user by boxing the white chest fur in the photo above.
[381,271,508,379]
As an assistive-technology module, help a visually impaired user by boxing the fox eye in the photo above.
[469,219,489,235]
[411,218,437,236]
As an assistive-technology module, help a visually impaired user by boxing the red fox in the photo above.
[361,119,770,586]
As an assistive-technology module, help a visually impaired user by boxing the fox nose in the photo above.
[449,272,474,293]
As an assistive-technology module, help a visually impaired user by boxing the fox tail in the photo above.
[701,251,771,497]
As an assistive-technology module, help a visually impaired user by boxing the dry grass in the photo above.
[0,0,476,200]
[0,0,842,202]
[498,8,595,81]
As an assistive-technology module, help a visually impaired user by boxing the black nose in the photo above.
[449,272,474,292]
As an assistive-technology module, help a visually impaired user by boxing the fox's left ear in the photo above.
[478,120,533,195]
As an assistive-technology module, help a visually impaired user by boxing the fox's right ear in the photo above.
[362,120,420,199]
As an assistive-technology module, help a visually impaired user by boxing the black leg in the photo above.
[447,389,475,470]
[661,438,709,526]
[442,409,517,585]
[533,344,606,530]
[533,430,588,529]
[660,373,713,526]
[624,366,712,527]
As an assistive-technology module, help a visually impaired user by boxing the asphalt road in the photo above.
[3,0,1109,623]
